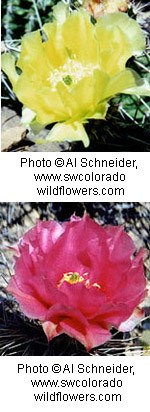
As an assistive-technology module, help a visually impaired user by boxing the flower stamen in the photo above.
[48,58,98,91]
[85,279,101,289]
[58,271,89,287]
[58,271,102,290]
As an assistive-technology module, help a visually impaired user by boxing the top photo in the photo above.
[1,0,150,152]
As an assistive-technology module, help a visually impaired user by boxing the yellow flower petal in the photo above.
[70,70,109,120]
[43,23,68,68]
[15,74,67,124]
[88,102,108,120]
[93,69,109,102]
[17,31,50,82]
[96,26,131,75]
[62,10,99,65]
[103,69,142,100]
[52,1,69,24]
[46,122,89,147]
[96,12,145,76]
[22,107,36,125]
[56,75,99,122]
[1,53,19,87]
[35,86,70,123]
[96,12,145,54]
[123,79,150,97]
[14,73,40,114]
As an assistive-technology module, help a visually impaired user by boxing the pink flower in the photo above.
[7,215,147,350]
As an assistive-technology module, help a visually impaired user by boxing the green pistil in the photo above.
[63,75,72,86]
[70,272,80,282]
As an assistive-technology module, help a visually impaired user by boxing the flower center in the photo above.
[58,271,101,290]
[58,271,85,287]
[48,58,98,91]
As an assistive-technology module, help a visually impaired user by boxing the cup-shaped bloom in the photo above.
[2,2,150,147]
[6,215,147,350]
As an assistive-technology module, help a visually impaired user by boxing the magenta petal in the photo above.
[85,323,112,350]
[118,308,145,332]
[105,225,136,262]
[42,321,58,340]
[58,320,111,350]
[45,303,89,329]
[36,220,65,252]
[7,277,48,319]
[59,281,108,318]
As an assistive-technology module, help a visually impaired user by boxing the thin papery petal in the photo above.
[58,319,111,350]
[14,74,43,116]
[59,282,108,318]
[15,75,68,124]
[105,225,135,262]
[93,69,109,103]
[35,220,65,252]
[7,277,48,319]
[21,107,36,126]
[17,31,50,82]
[119,308,145,332]
[70,71,109,120]
[35,88,70,124]
[92,300,144,330]
[96,12,145,54]
[96,26,131,75]
[62,10,99,65]
[42,320,58,340]
[58,320,88,348]
[85,323,112,350]
[95,13,145,76]
[43,23,68,68]
[110,267,146,307]
[52,1,69,25]
[1,53,19,87]
[46,122,89,147]
[103,69,143,100]
[123,79,150,97]
[7,268,69,319]
[44,303,89,345]
[132,248,148,266]
[43,303,111,350]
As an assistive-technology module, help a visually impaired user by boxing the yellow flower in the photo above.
[2,2,150,147]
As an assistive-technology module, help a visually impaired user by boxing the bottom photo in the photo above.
[0,202,149,356]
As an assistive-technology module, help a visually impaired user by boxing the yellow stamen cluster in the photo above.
[48,58,98,92]
[58,271,101,290]
[58,272,84,286]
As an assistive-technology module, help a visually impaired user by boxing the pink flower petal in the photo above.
[119,308,145,332]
